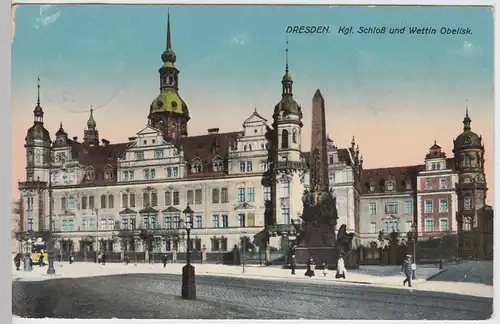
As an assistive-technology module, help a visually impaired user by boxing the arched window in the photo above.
[292,129,297,143]
[281,129,289,149]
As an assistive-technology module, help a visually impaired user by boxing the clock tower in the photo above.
[148,10,190,140]
[452,106,487,258]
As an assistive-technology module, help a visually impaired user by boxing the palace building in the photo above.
[17,14,491,261]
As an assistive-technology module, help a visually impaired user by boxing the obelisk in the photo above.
[310,89,329,191]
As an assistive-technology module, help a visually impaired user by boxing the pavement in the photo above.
[11,260,492,298]
[12,272,492,319]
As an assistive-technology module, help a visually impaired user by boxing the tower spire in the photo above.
[463,100,471,131]
[285,37,289,73]
[466,99,469,117]
[37,77,40,105]
[166,8,172,50]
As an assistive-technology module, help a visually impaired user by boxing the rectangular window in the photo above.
[195,189,202,204]
[172,167,178,178]
[166,167,172,178]
[221,188,229,203]
[384,202,398,215]
[123,171,129,181]
[108,195,114,209]
[212,188,220,204]
[88,196,95,209]
[67,197,76,211]
[280,182,290,198]
[143,192,150,207]
[246,161,253,172]
[130,218,136,230]
[439,199,448,213]
[247,187,255,202]
[60,197,67,210]
[464,197,472,210]
[142,216,150,229]
[369,222,376,234]
[150,215,157,229]
[439,178,448,189]
[222,215,228,228]
[425,199,433,213]
[164,216,172,229]
[89,219,95,231]
[263,187,271,201]
[128,171,135,181]
[129,193,135,208]
[238,214,246,227]
[239,162,246,172]
[425,179,432,190]
[151,192,158,207]
[143,169,150,180]
[212,215,219,228]
[173,215,180,229]
[68,220,74,231]
[439,219,449,231]
[165,191,172,206]
[121,218,129,230]
[100,195,107,209]
[384,220,398,233]
[100,218,106,231]
[150,169,156,179]
[28,217,34,231]
[135,152,144,160]
[196,215,203,228]
[108,218,114,230]
[404,200,413,214]
[173,191,180,205]
[122,194,128,208]
[247,213,255,227]
[282,208,290,224]
[81,197,88,210]
[81,219,87,231]
[187,190,194,205]
[155,149,164,159]
[237,188,245,202]
[62,220,68,232]
[368,202,377,215]
[425,219,434,232]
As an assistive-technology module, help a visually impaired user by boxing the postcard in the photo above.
[11,4,493,320]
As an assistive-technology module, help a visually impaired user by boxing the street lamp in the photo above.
[181,205,196,300]
[411,221,417,279]
[241,228,247,274]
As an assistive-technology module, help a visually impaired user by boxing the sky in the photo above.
[11,5,494,204]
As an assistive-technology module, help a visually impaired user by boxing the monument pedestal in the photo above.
[294,246,338,270]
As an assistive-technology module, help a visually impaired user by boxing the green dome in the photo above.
[150,88,189,118]
[26,123,51,143]
[453,114,482,150]
[282,72,293,82]
[273,95,302,119]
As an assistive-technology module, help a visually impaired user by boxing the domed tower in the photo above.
[83,107,99,146]
[452,106,487,257]
[271,41,306,226]
[148,10,190,140]
[24,78,52,183]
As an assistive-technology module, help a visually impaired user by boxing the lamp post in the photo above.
[181,205,196,300]
[241,228,247,274]
[411,221,417,279]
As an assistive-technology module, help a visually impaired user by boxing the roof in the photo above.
[360,158,455,194]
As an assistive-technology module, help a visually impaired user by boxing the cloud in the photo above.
[33,5,61,29]
[227,32,248,46]
[462,41,482,56]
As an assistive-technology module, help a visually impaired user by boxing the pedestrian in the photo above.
[290,255,297,275]
[162,254,168,268]
[38,254,44,267]
[69,253,74,264]
[101,253,107,265]
[322,261,328,277]
[335,254,346,279]
[29,254,33,270]
[305,256,315,277]
[125,255,130,265]
[401,255,413,287]
[14,253,21,271]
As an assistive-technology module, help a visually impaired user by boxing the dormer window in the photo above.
[213,159,223,172]
[86,169,95,180]
[369,181,375,193]
[405,179,412,190]
[431,162,441,170]
[386,181,394,191]
[104,171,114,180]
[192,162,202,173]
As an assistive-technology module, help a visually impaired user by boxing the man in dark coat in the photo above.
[101,253,107,265]
[38,254,44,267]
[401,255,412,287]
[290,255,297,275]
[305,256,315,277]
[162,254,168,268]
[14,253,22,271]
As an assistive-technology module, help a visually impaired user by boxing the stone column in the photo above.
[172,247,178,263]
[201,244,207,264]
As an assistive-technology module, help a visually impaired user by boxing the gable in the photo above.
[243,111,267,125]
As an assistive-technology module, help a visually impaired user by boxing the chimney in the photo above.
[208,128,220,135]
[101,139,110,146]
[72,136,78,141]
